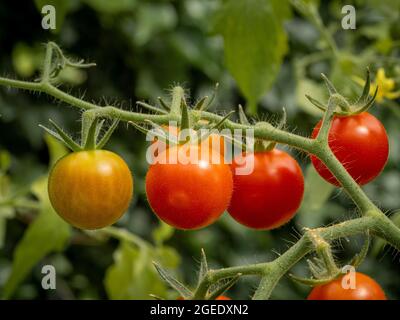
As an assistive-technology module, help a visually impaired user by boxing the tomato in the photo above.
[146,144,233,230]
[228,149,304,230]
[48,150,133,229]
[307,272,387,300]
[311,112,389,186]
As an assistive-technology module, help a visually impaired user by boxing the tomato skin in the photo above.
[311,112,389,186]
[48,150,133,229]
[307,272,387,300]
[146,145,233,230]
[228,149,304,230]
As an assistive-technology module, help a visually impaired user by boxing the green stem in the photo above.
[1,57,400,300]
[41,43,54,82]
[170,86,185,115]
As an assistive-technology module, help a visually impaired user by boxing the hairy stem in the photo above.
[1,49,399,300]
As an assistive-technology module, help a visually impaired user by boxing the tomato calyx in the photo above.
[153,249,240,300]
[130,87,234,150]
[39,115,119,152]
[253,108,287,152]
[290,230,371,287]
[306,68,378,116]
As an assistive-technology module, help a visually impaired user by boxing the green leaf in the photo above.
[83,0,137,14]
[105,241,169,300]
[297,164,334,228]
[296,78,327,116]
[153,262,192,299]
[152,221,175,246]
[0,150,11,172]
[2,177,71,299]
[44,134,69,168]
[133,3,177,46]
[213,0,290,114]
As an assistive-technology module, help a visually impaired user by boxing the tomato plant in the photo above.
[228,149,304,230]
[307,272,387,300]
[146,144,232,230]
[48,150,133,229]
[311,112,389,186]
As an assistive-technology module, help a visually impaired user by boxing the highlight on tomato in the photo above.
[311,112,389,186]
[307,272,387,300]
[48,150,133,229]
[145,143,233,230]
[228,149,304,230]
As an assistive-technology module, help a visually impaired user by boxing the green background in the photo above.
[0,0,399,299]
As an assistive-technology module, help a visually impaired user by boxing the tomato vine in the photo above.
[0,42,399,300]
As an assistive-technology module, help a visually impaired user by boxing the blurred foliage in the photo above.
[0,0,399,300]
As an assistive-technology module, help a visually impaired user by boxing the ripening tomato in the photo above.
[307,272,387,300]
[48,150,133,229]
[228,149,304,230]
[311,112,389,186]
[146,144,233,230]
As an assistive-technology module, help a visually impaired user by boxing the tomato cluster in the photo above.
[48,111,388,232]
[145,127,305,230]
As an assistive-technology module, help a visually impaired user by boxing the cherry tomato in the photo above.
[308,272,387,300]
[48,150,133,229]
[228,149,304,230]
[311,112,389,186]
[146,144,233,230]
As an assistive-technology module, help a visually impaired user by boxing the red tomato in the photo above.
[311,112,389,186]
[146,144,233,230]
[308,272,387,300]
[228,149,304,230]
[48,150,133,229]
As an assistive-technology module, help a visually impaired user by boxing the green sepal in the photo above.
[96,119,120,150]
[238,104,250,125]
[39,119,82,152]
[321,73,338,95]
[83,116,98,150]
[206,274,241,300]
[289,271,341,287]
[194,96,208,110]
[153,262,193,300]
[197,111,235,144]
[198,249,209,285]
[128,121,178,147]
[157,97,170,111]
[200,83,219,111]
